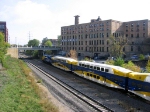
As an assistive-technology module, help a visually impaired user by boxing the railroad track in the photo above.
[26,61,113,112]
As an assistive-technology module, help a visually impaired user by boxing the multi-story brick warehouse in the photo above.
[0,21,8,42]
[61,15,150,57]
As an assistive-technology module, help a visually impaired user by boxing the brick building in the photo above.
[0,21,8,42]
[61,16,150,57]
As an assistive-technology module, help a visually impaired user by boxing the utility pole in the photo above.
[29,31,30,41]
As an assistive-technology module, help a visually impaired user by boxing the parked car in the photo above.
[130,55,138,60]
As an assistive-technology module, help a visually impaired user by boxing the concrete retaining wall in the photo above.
[7,48,18,59]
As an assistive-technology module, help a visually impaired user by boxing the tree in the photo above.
[0,32,10,63]
[41,37,48,46]
[44,40,53,55]
[44,40,52,46]
[28,39,40,47]
[67,50,77,60]
[108,35,128,58]
[57,35,61,46]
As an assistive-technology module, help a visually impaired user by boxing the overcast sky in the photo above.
[0,0,150,45]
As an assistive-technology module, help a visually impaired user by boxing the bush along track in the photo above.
[0,56,58,112]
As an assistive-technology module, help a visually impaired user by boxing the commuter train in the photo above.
[42,55,150,101]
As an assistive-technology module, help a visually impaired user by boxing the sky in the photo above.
[0,0,150,45]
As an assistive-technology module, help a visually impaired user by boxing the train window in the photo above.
[85,65,87,67]
[90,66,93,69]
[87,73,89,76]
[79,63,81,66]
[97,76,100,79]
[87,65,89,68]
[105,69,109,72]
[97,67,100,71]
[82,64,85,66]
[93,75,96,78]
[90,74,92,77]
[101,68,104,71]
[94,66,96,70]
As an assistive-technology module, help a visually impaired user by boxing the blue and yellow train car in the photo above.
[72,61,132,90]
[128,72,150,101]
[51,56,78,71]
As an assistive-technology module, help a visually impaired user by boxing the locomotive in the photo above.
[42,55,150,101]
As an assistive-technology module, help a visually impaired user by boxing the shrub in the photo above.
[122,61,141,72]
[114,57,124,66]
[105,59,115,65]
[139,54,145,60]
[146,60,150,73]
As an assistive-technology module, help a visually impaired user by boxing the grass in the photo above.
[0,55,59,112]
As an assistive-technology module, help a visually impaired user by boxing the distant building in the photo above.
[0,21,8,42]
[61,15,150,57]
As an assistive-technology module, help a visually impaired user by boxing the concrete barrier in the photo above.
[7,48,18,59]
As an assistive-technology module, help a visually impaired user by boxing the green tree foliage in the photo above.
[28,39,40,47]
[108,35,128,58]
[32,50,38,58]
[122,61,141,72]
[41,37,48,46]
[114,57,125,66]
[139,54,145,60]
[57,35,61,46]
[27,39,40,56]
[146,60,150,72]
[0,32,9,64]
[44,40,52,46]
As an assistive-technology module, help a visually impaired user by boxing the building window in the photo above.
[137,34,139,38]
[143,33,145,37]
[107,33,109,37]
[126,34,128,37]
[102,47,104,52]
[102,40,104,45]
[123,47,125,51]
[100,33,101,38]
[131,34,133,38]
[107,47,108,52]
[131,46,133,51]
[107,40,109,45]
[99,47,101,52]
[138,46,140,51]
[102,33,104,38]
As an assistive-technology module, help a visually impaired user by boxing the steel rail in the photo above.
[26,61,114,112]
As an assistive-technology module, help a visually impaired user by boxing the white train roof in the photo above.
[52,56,77,62]
[79,61,132,73]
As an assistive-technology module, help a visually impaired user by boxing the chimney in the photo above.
[74,15,80,25]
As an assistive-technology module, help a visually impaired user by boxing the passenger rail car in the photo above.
[51,56,78,71]
[72,61,132,90]
[43,55,150,101]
